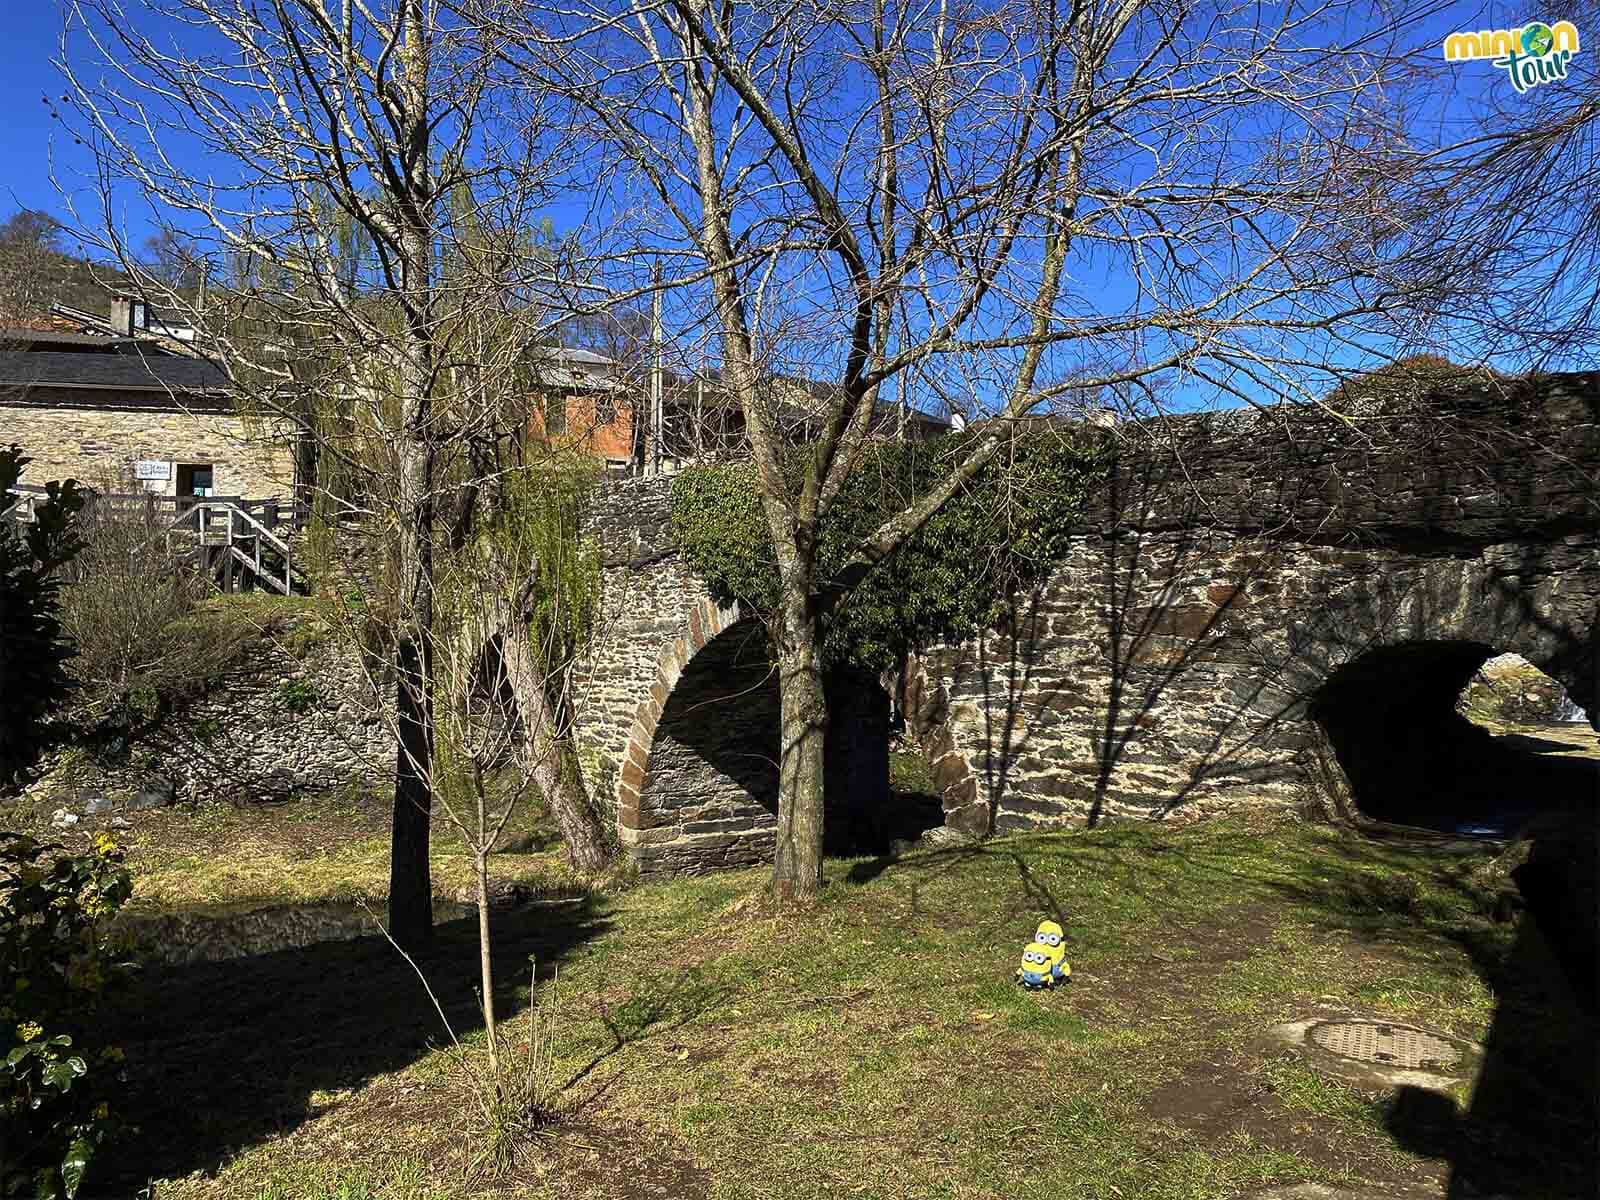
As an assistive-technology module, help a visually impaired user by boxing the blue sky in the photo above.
[2,2,1590,407]
[4,7,80,239]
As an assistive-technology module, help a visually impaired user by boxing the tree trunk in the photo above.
[475,848,499,1078]
[537,738,610,873]
[389,634,434,949]
[772,586,828,902]
[386,0,438,953]
[500,626,611,871]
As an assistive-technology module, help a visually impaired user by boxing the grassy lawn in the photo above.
[112,789,587,915]
[78,804,1594,1200]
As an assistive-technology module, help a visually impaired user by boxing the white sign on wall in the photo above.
[134,460,171,481]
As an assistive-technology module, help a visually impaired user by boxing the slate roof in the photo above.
[0,350,230,395]
[0,329,138,351]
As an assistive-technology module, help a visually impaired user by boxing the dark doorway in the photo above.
[175,462,214,498]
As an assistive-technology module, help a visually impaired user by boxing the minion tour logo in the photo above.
[1443,19,1581,92]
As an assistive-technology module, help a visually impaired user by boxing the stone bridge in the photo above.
[574,373,1599,877]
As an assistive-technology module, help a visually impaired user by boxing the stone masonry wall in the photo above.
[632,618,782,875]
[910,372,1599,834]
[27,616,396,817]
[907,532,1595,834]
[579,373,1599,867]
[577,475,723,822]
[3,396,295,498]
[147,632,396,802]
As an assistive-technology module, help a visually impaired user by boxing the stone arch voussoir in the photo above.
[902,651,986,838]
[615,598,742,843]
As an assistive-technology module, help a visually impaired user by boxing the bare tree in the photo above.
[0,209,64,324]
[140,228,207,292]
[489,0,1453,900]
[56,0,611,948]
[1384,1,1599,369]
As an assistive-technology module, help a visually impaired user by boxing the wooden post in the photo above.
[225,506,235,593]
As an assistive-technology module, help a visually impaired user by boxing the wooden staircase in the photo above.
[165,500,306,595]
[5,485,309,596]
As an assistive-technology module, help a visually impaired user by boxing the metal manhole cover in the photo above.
[1309,1021,1460,1070]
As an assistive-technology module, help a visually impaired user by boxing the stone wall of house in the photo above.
[577,372,1598,871]
[2,396,295,498]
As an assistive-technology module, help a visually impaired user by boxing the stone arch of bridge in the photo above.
[1296,569,1597,1019]
[615,596,746,844]
[1292,550,1595,831]
[899,532,1596,839]
[613,596,900,876]
[1307,637,1592,831]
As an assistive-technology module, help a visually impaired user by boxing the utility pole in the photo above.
[650,261,664,476]
[695,350,705,461]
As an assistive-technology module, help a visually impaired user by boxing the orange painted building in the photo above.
[527,347,951,475]
[522,347,641,475]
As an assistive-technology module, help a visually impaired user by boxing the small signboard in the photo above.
[134,460,171,481]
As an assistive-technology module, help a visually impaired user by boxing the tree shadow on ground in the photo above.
[844,818,1596,1197]
[1382,912,1596,1197]
[1177,822,1597,1197]
[86,900,611,1194]
[561,964,734,1116]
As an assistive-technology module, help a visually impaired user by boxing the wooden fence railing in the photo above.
[4,484,309,596]
[4,484,307,530]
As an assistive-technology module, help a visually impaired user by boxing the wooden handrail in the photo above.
[4,486,306,530]
[6,485,306,595]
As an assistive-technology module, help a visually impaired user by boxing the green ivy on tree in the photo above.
[670,429,1108,673]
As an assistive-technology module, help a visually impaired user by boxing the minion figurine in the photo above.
[1034,919,1071,984]
[1016,941,1057,989]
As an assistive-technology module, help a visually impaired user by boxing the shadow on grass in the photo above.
[562,965,734,1112]
[86,899,611,1194]
[1381,910,1597,1198]
[1263,824,1597,1197]
[844,817,1596,1197]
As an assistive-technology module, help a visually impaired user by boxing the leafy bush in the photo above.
[670,429,1108,671]
[1,831,132,1197]
[0,446,84,785]
[277,678,320,714]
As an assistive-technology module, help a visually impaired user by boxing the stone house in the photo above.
[1,299,296,499]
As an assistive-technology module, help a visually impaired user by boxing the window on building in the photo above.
[176,463,215,497]
[544,392,567,435]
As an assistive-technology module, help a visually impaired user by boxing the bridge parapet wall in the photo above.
[914,372,1598,833]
